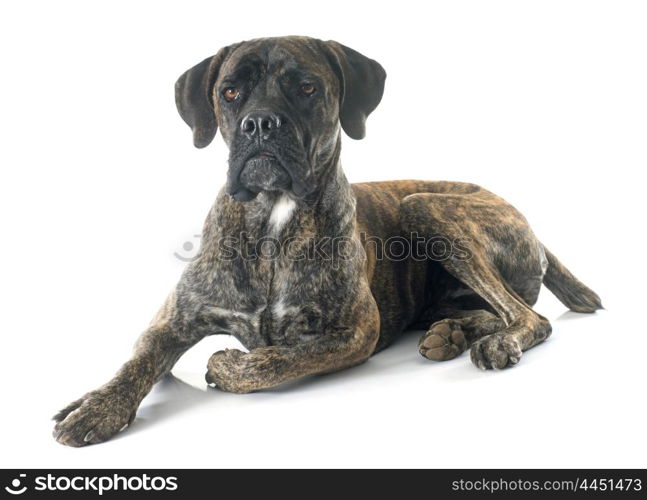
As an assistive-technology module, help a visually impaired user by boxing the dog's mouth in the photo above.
[227,150,313,202]
[232,152,291,201]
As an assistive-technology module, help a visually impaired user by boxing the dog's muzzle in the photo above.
[228,157,314,202]
[232,153,292,201]
[226,111,315,202]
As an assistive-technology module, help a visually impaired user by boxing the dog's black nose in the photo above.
[241,111,282,139]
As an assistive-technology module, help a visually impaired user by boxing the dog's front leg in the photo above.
[53,292,204,446]
[206,302,380,394]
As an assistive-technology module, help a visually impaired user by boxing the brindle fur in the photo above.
[53,36,601,446]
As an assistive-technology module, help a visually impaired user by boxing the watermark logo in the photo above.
[173,231,473,265]
[5,474,27,495]
[174,234,202,262]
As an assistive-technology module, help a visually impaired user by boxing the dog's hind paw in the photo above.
[419,320,468,361]
[470,333,523,370]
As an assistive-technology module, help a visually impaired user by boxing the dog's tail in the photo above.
[542,246,603,313]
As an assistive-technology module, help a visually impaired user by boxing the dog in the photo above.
[53,36,601,446]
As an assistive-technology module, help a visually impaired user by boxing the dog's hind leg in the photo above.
[419,308,506,361]
[401,189,552,369]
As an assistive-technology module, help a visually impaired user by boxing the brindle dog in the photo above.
[53,36,601,446]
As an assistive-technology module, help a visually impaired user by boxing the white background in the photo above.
[1,0,646,468]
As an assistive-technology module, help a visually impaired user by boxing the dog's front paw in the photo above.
[52,390,136,447]
[470,333,522,370]
[205,349,254,394]
[206,348,278,394]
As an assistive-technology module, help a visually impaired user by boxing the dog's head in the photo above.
[175,36,386,202]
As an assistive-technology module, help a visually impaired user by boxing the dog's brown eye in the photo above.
[301,83,316,96]
[223,87,240,102]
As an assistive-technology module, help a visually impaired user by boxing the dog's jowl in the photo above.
[53,36,602,446]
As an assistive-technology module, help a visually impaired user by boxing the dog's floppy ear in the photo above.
[321,41,386,140]
[175,45,237,148]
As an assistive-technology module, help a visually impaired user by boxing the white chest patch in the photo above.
[269,194,297,232]
[205,306,261,328]
[272,298,298,321]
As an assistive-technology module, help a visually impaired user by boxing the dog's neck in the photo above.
[237,145,357,239]
[200,143,361,272]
